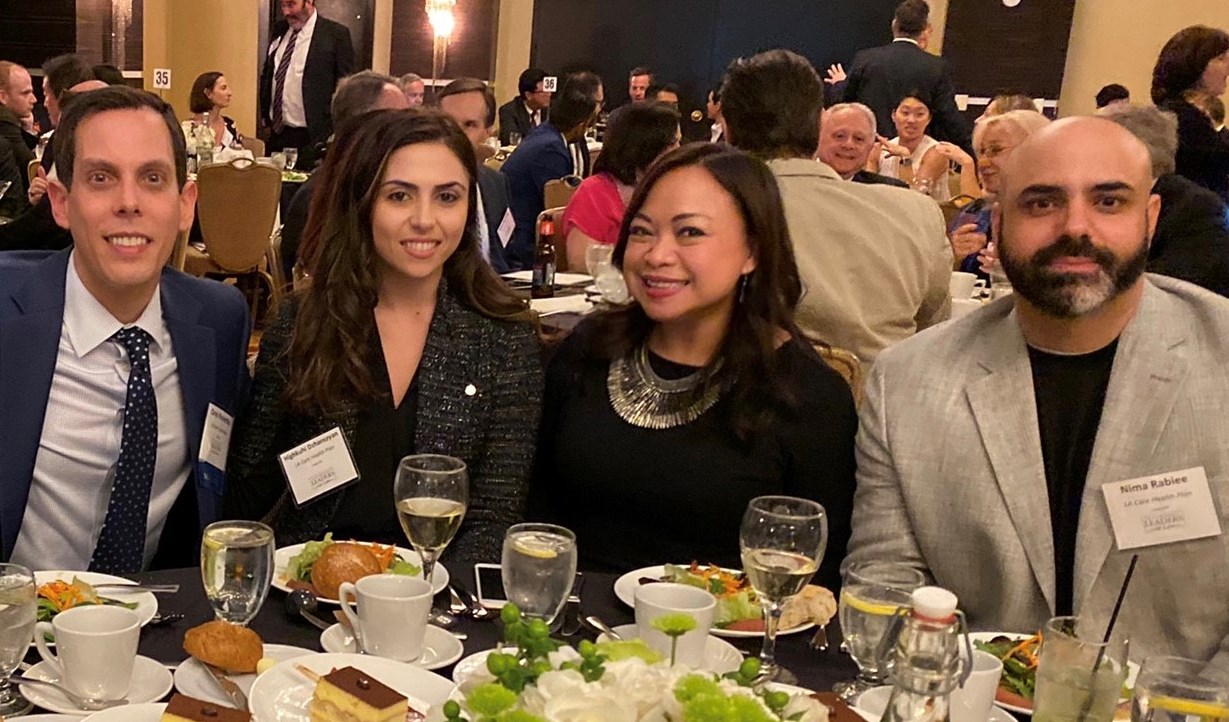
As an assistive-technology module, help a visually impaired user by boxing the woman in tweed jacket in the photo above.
[225,110,542,564]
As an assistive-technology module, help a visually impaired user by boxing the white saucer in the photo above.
[82,703,166,722]
[319,623,465,670]
[174,643,314,707]
[856,685,1015,722]
[21,656,173,716]
[451,646,520,686]
[601,624,742,674]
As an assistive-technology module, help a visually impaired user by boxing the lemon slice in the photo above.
[1147,695,1229,718]
[840,590,904,616]
[513,536,558,560]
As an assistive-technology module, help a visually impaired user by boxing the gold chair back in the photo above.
[27,159,39,186]
[938,193,978,229]
[168,230,188,271]
[544,175,581,210]
[814,343,865,407]
[240,136,266,157]
[196,158,282,272]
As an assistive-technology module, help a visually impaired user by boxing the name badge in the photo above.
[1100,466,1223,550]
[199,403,234,471]
[278,427,360,507]
[497,209,515,248]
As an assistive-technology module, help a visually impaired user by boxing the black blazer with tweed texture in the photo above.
[224,285,543,564]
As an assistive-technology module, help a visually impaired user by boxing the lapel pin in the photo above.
[465,383,477,396]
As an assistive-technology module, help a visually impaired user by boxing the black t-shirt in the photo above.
[1027,339,1118,615]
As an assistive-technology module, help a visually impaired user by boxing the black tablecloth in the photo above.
[28,561,856,711]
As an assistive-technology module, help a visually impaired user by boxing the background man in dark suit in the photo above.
[842,0,970,151]
[498,68,552,146]
[0,86,250,572]
[439,78,513,273]
[259,0,354,164]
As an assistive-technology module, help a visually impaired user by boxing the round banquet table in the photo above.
[25,561,857,712]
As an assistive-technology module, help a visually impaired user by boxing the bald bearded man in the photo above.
[846,116,1229,680]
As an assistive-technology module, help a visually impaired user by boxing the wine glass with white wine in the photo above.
[0,563,36,717]
[739,495,827,684]
[394,454,469,588]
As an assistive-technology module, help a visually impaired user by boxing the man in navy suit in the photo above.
[0,86,250,573]
[842,0,970,152]
[501,72,604,270]
[438,77,513,273]
[259,0,354,164]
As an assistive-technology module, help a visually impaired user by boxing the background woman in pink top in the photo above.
[562,102,681,269]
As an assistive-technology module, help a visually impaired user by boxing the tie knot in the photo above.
[113,326,153,358]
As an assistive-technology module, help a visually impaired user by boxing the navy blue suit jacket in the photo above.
[478,166,512,274]
[500,123,572,271]
[0,250,251,568]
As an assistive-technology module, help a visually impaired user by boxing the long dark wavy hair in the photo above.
[284,108,532,414]
[1151,25,1229,104]
[584,143,807,441]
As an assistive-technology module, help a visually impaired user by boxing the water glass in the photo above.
[1131,656,1229,722]
[584,243,613,277]
[739,496,827,684]
[201,520,275,625]
[833,561,927,699]
[394,454,469,587]
[0,563,36,717]
[283,147,299,170]
[509,132,522,146]
[270,151,287,170]
[501,523,577,623]
[1033,615,1129,722]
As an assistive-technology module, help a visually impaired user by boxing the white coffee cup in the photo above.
[338,575,432,661]
[34,605,140,702]
[633,583,715,668]
[951,649,1004,722]
[949,272,986,300]
[951,298,983,319]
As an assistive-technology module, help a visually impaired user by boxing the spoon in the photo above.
[10,675,129,711]
[285,589,333,631]
[582,615,623,640]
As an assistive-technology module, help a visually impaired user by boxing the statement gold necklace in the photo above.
[607,344,724,429]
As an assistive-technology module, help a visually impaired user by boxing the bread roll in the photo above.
[310,542,383,599]
[183,620,263,673]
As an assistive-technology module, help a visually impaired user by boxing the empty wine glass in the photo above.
[740,496,827,684]
[283,147,299,170]
[394,454,469,587]
[508,132,522,146]
[0,563,36,717]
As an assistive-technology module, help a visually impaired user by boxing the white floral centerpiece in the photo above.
[438,606,829,722]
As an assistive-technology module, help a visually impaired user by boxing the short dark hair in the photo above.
[892,0,930,38]
[592,102,679,185]
[550,71,602,131]
[721,50,822,159]
[189,71,224,114]
[629,66,653,80]
[331,70,400,126]
[437,77,496,128]
[647,82,679,100]
[518,68,548,98]
[1151,26,1229,104]
[1095,83,1130,108]
[42,54,94,100]
[54,85,187,191]
[92,63,125,86]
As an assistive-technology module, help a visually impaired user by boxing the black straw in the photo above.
[1075,554,1139,722]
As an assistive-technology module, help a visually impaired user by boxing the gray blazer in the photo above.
[847,275,1229,679]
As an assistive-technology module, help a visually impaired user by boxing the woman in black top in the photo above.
[188,71,243,150]
[1151,26,1229,200]
[226,110,542,563]
[532,144,857,589]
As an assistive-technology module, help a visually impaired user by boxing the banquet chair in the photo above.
[544,175,582,210]
[813,343,864,408]
[168,230,188,271]
[939,194,978,229]
[27,159,39,186]
[240,137,266,157]
[535,206,569,272]
[184,158,282,320]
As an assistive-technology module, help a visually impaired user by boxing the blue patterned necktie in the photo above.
[89,327,158,574]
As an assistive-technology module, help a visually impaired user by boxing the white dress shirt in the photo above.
[11,254,190,571]
[268,9,318,129]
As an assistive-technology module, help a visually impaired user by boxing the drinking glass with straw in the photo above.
[1131,656,1229,722]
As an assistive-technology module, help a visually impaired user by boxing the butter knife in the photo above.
[203,662,247,709]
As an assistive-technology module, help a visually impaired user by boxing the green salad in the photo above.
[285,533,421,583]
[661,563,761,629]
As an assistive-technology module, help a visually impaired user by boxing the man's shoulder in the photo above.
[852,169,910,188]
[874,299,1013,377]
[161,269,248,324]
[1144,275,1229,341]
[314,14,350,38]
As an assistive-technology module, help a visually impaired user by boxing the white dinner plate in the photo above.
[34,571,158,627]
[501,270,593,286]
[319,624,464,670]
[272,543,449,602]
[19,715,83,722]
[174,643,314,707]
[856,685,1015,722]
[22,656,173,716]
[765,683,876,722]
[613,565,814,638]
[968,631,1140,716]
[451,646,519,686]
[248,652,456,721]
[600,624,742,675]
[529,295,594,315]
[82,703,166,722]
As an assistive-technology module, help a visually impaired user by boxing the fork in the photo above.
[808,624,830,652]
[147,612,185,627]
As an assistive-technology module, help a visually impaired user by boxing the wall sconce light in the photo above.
[426,0,457,86]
